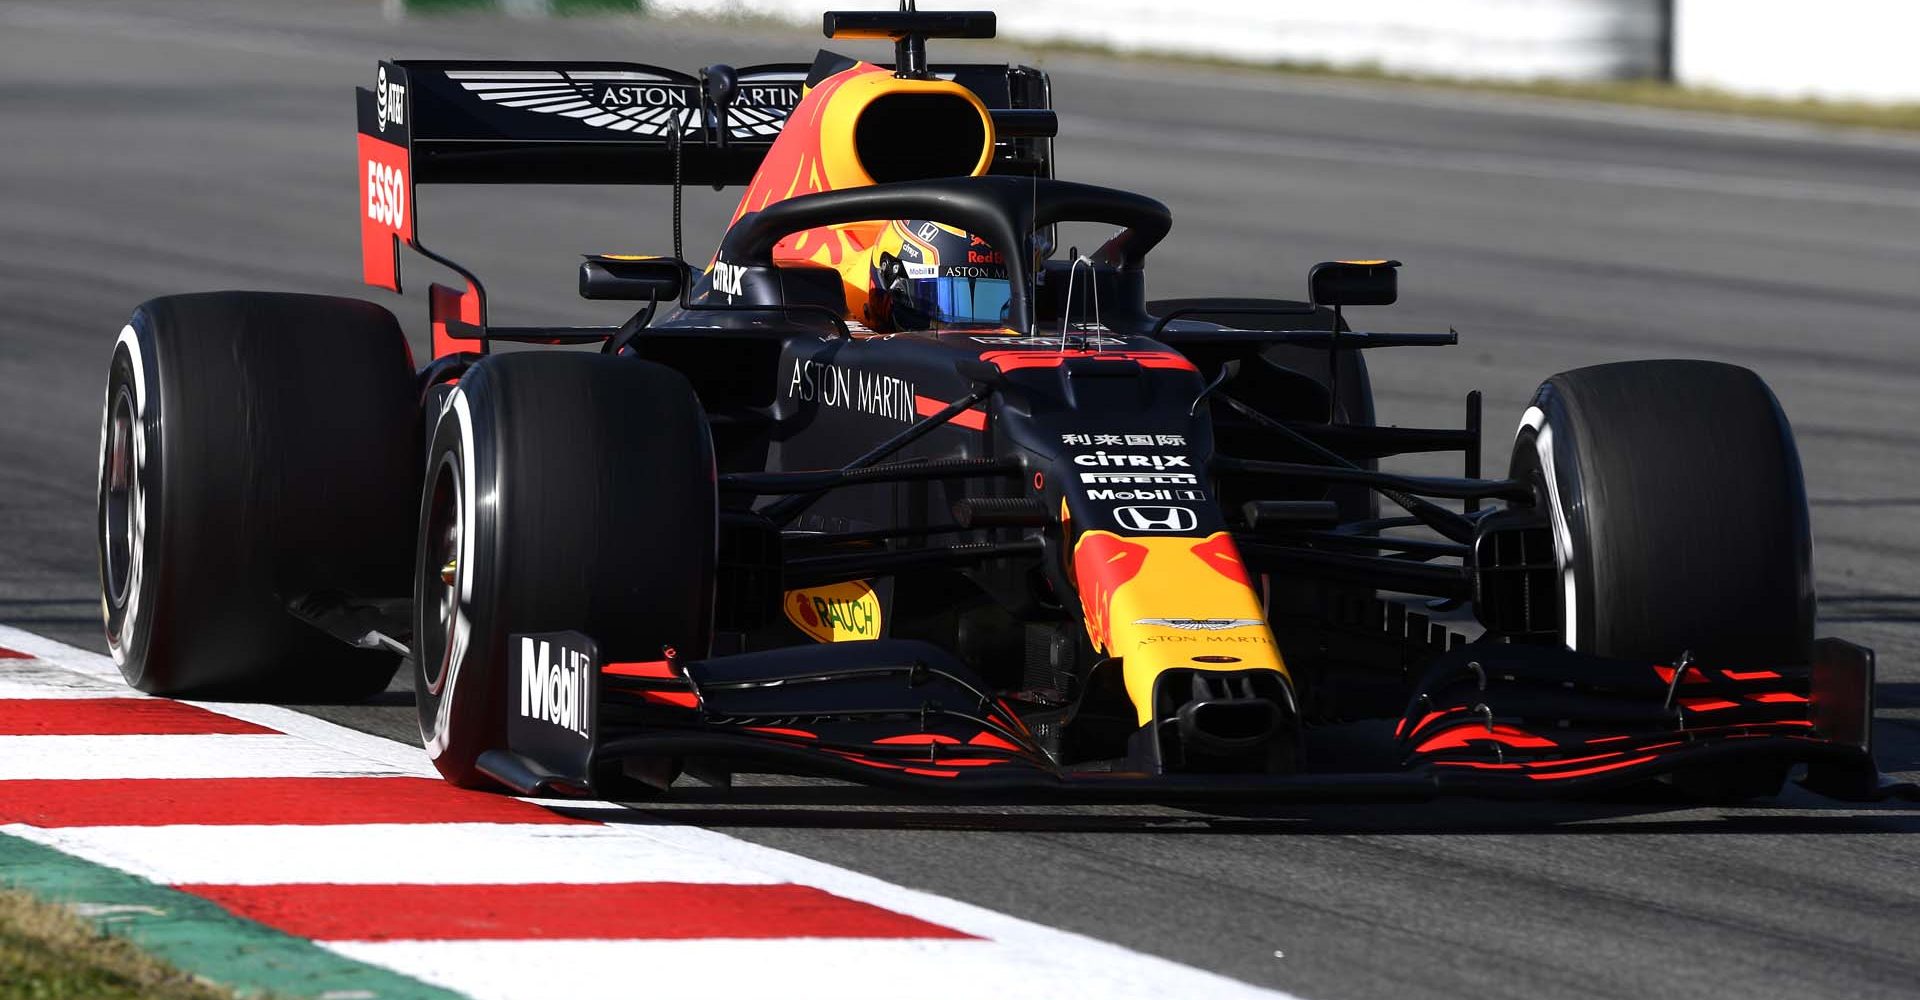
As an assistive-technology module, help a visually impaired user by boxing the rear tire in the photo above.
[97,293,417,700]
[1510,359,1814,666]
[414,352,717,788]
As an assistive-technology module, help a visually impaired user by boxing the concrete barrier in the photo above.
[656,0,1668,81]
[1675,0,1920,103]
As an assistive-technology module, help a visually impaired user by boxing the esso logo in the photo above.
[366,162,406,228]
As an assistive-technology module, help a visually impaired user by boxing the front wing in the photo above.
[482,635,1899,804]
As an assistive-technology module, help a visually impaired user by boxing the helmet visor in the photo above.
[903,275,1011,328]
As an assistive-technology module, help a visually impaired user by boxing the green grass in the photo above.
[0,887,236,1000]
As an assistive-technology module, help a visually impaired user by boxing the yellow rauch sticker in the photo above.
[784,581,883,643]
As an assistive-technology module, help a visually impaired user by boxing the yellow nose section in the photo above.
[1073,530,1287,726]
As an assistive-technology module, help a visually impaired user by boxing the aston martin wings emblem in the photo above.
[445,68,800,140]
[1133,618,1266,631]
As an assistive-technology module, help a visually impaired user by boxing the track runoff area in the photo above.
[0,624,1293,1000]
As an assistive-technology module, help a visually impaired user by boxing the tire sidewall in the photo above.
[1511,381,1595,652]
[415,383,506,783]
[99,318,164,687]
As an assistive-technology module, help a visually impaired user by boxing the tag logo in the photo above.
[712,260,745,297]
[784,581,884,643]
[518,637,590,740]
[1114,505,1197,532]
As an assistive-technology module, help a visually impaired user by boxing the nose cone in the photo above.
[1140,667,1299,775]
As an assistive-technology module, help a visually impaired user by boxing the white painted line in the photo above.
[327,937,1287,1000]
[0,624,1300,1000]
[7,823,773,887]
[0,627,124,680]
[0,734,408,781]
[176,701,441,779]
[0,659,132,699]
[0,625,436,778]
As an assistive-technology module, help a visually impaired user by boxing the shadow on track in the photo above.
[559,784,1920,837]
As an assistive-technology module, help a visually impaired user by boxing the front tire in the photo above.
[1511,359,1814,666]
[414,352,717,788]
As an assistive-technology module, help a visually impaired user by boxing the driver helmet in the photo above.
[866,220,1011,331]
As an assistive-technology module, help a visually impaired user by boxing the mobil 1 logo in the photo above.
[508,631,598,784]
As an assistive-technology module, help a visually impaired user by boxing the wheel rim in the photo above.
[103,386,138,609]
[420,455,462,697]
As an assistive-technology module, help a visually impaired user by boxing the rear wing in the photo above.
[355,58,1051,294]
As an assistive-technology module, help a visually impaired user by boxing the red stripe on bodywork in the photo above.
[913,395,988,430]
[1072,532,1151,653]
[1722,669,1782,681]
[1190,533,1252,588]
[0,698,274,736]
[603,660,675,679]
[640,690,699,709]
[180,882,975,942]
[0,647,30,659]
[1526,754,1659,780]
[976,349,1197,373]
[1748,691,1808,704]
[968,731,1020,751]
[0,777,585,827]
[1414,724,1557,753]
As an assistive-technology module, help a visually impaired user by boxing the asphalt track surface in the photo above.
[1,3,1916,998]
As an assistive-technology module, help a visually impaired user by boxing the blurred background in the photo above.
[409,0,1920,102]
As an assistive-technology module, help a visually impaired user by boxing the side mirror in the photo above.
[580,255,687,302]
[1308,259,1400,307]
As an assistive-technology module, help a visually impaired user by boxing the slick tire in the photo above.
[98,292,418,700]
[414,352,717,788]
[1511,359,1815,667]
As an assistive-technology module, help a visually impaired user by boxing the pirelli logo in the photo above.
[1081,472,1200,485]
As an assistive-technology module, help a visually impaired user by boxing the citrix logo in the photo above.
[1072,452,1190,470]
[712,260,746,297]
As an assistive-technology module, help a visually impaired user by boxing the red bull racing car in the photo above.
[96,8,1903,804]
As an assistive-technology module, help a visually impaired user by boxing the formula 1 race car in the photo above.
[97,7,1899,804]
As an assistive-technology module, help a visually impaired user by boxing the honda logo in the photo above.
[1113,505,1197,532]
